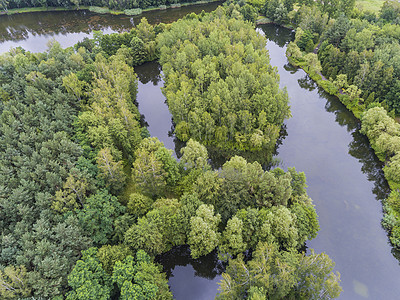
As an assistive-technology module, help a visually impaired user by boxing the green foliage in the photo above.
[124,8,142,15]
[97,244,132,274]
[360,106,400,249]
[127,192,154,218]
[75,53,142,163]
[0,44,95,297]
[158,8,290,154]
[217,242,342,299]
[52,169,90,213]
[0,265,31,299]
[125,198,186,256]
[67,248,172,300]
[66,248,113,300]
[75,190,125,245]
[131,138,180,197]
[180,138,210,170]
[219,216,247,258]
[0,8,343,299]
[188,204,221,258]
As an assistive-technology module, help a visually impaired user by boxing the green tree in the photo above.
[0,265,31,299]
[66,248,113,300]
[188,204,221,259]
[96,147,127,193]
[97,244,132,274]
[76,190,125,245]
[180,139,210,170]
[219,216,246,259]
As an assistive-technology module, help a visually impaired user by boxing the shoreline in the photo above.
[285,35,400,251]
[0,0,220,16]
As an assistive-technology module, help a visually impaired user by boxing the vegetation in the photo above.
[158,7,290,157]
[0,7,343,300]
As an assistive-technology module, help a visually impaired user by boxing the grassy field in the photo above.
[355,0,385,13]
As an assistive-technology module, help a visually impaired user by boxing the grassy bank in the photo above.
[355,0,385,13]
[1,0,220,16]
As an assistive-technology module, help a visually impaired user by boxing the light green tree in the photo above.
[188,204,221,259]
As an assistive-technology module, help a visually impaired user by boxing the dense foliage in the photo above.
[158,7,290,156]
[0,7,342,300]
[124,138,341,298]
[0,18,156,297]
[282,0,400,115]
[361,107,400,248]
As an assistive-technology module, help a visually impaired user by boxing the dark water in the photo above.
[259,24,400,300]
[0,2,222,53]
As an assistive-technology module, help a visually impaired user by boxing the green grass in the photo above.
[2,6,81,15]
[355,0,385,13]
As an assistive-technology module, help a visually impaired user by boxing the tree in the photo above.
[217,242,342,299]
[112,250,172,300]
[76,190,125,245]
[52,170,89,213]
[188,204,221,259]
[97,244,132,274]
[0,265,31,299]
[96,147,126,193]
[296,250,342,299]
[132,148,167,198]
[62,72,85,102]
[219,216,246,259]
[180,139,209,170]
[66,248,113,300]
[127,192,154,219]
[124,213,165,256]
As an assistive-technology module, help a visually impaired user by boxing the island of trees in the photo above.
[0,5,342,299]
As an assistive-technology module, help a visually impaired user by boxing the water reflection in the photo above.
[156,246,225,300]
[0,2,223,53]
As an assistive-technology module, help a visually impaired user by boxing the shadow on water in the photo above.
[135,61,162,85]
[155,246,226,300]
[156,245,225,280]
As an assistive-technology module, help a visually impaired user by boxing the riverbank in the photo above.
[1,0,220,16]
[286,36,400,252]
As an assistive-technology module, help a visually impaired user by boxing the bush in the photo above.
[124,8,142,15]
[89,6,110,14]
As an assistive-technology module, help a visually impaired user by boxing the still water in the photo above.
[0,1,222,53]
[2,6,400,299]
[260,24,400,299]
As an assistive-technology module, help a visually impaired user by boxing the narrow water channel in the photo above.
[259,24,400,300]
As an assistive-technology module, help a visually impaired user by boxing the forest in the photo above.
[0,5,343,300]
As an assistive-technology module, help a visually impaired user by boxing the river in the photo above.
[1,7,400,300]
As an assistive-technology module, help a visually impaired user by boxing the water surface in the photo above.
[0,2,222,53]
[260,24,400,300]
